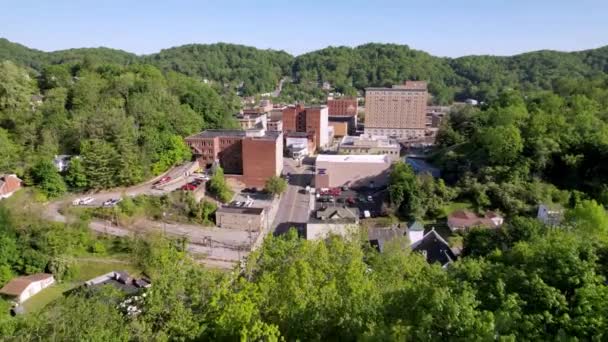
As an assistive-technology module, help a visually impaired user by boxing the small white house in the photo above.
[537,204,564,226]
[53,155,74,172]
[0,273,55,303]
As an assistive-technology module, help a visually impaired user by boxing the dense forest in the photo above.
[3,38,608,104]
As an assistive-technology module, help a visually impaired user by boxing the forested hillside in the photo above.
[0,59,237,196]
[294,44,608,103]
[144,43,293,96]
[3,38,608,104]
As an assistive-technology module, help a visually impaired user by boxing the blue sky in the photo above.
[1,0,607,57]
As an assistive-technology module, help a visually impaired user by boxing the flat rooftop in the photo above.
[186,129,281,140]
[340,135,399,148]
[316,154,390,164]
[186,130,246,139]
[217,206,264,215]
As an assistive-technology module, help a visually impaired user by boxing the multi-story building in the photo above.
[267,119,283,132]
[338,134,401,161]
[235,112,267,130]
[327,98,358,135]
[242,99,274,115]
[282,104,329,150]
[185,128,283,188]
[327,98,358,116]
[364,81,428,139]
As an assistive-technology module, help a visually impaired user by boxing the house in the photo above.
[0,273,55,303]
[447,210,504,232]
[53,155,74,172]
[0,174,22,199]
[306,206,359,240]
[411,229,456,268]
[537,203,564,226]
[367,226,405,252]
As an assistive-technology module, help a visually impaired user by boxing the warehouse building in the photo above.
[314,154,392,189]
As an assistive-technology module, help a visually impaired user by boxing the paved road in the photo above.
[272,158,314,235]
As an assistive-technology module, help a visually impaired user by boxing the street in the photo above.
[272,157,314,235]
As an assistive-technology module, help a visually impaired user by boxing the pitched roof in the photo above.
[315,206,359,221]
[408,221,425,231]
[367,226,405,252]
[0,273,53,296]
[412,230,456,267]
[447,210,503,229]
[0,174,22,196]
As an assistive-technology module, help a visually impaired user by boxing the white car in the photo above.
[80,197,95,205]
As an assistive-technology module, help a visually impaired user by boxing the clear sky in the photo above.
[1,0,608,57]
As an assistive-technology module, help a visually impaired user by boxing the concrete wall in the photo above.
[329,121,348,137]
[216,211,265,231]
[18,277,55,303]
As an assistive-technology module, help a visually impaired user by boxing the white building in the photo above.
[0,273,55,303]
[537,204,564,226]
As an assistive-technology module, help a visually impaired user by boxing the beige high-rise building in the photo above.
[364,81,428,139]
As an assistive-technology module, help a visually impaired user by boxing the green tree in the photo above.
[30,159,67,198]
[388,162,423,219]
[64,157,87,189]
[0,128,20,172]
[207,166,233,203]
[80,139,118,189]
[566,200,608,238]
[478,124,523,164]
[264,175,287,196]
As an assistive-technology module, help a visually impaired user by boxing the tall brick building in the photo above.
[327,98,358,136]
[185,129,283,188]
[282,104,329,150]
[327,98,358,116]
[364,81,428,139]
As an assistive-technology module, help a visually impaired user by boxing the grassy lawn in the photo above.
[441,201,472,217]
[20,256,141,314]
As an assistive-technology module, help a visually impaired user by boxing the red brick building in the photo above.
[282,104,329,151]
[185,129,283,188]
[327,98,357,116]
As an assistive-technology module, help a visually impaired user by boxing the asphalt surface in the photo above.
[272,158,314,235]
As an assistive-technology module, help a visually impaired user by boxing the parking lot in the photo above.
[313,187,387,218]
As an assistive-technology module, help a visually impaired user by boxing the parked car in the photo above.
[103,198,122,207]
[367,195,373,202]
[181,183,197,191]
[80,197,94,205]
